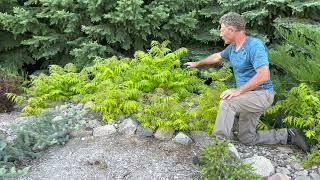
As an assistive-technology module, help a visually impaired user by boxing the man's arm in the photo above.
[184,53,222,68]
[237,65,269,92]
[221,65,270,99]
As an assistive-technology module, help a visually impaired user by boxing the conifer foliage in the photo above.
[269,21,320,83]
[216,0,320,42]
[0,0,217,69]
[2,0,318,71]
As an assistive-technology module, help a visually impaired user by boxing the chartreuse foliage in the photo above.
[267,84,320,142]
[266,83,320,166]
[198,138,260,179]
[7,63,86,115]
[303,144,320,167]
[11,41,231,133]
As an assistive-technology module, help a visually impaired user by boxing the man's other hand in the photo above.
[220,88,243,99]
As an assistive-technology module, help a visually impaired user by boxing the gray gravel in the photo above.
[1,110,319,180]
[0,111,21,128]
[20,134,200,180]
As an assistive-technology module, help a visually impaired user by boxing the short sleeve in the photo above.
[220,44,232,60]
[250,40,269,69]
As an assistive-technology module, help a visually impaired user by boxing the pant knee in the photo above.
[219,99,232,110]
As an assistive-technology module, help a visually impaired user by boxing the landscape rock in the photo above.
[295,170,309,177]
[276,167,291,175]
[244,155,275,177]
[86,119,101,129]
[291,161,304,171]
[190,131,211,146]
[310,173,320,180]
[136,125,154,137]
[228,143,240,159]
[93,125,117,137]
[70,130,93,138]
[118,118,138,136]
[0,107,317,179]
[277,146,294,154]
[83,101,93,110]
[173,132,192,145]
[294,176,311,180]
[117,115,127,122]
[268,173,291,180]
[154,128,174,141]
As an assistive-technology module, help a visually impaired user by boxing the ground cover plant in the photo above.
[0,104,85,178]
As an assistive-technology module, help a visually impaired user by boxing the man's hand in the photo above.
[184,62,199,68]
[220,88,243,99]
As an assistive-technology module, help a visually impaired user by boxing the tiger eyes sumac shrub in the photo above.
[12,41,231,133]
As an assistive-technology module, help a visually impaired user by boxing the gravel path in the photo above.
[1,110,319,180]
[0,111,200,180]
[20,135,200,180]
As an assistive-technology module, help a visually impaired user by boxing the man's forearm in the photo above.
[237,70,268,93]
[196,53,221,67]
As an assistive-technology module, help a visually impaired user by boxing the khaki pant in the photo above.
[213,90,287,145]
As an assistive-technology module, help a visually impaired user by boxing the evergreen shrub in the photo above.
[0,103,85,178]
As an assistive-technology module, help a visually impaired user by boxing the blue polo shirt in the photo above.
[220,36,274,91]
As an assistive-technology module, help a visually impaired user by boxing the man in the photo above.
[185,12,309,152]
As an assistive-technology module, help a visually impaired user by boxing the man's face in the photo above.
[219,23,237,44]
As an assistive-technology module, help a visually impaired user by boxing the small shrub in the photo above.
[13,104,85,156]
[303,144,320,167]
[197,138,260,180]
[0,166,29,179]
[0,103,85,178]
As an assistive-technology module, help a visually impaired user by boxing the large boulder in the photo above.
[244,155,275,177]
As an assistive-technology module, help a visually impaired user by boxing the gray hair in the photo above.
[219,12,246,31]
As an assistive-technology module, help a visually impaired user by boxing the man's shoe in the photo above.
[192,155,200,165]
[287,128,310,152]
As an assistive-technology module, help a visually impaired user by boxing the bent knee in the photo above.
[219,99,232,109]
